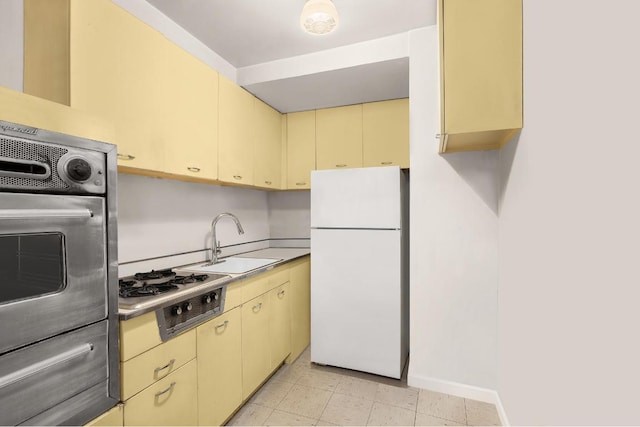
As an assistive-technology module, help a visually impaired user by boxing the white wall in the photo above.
[408,27,499,394]
[267,190,311,239]
[117,174,269,264]
[497,0,640,424]
[0,0,23,92]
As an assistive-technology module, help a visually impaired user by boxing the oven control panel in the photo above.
[156,286,226,341]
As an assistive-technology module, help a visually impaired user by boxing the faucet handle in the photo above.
[216,241,222,255]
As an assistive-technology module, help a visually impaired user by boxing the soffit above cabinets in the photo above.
[141,0,435,112]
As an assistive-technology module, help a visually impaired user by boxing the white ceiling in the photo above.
[145,0,437,111]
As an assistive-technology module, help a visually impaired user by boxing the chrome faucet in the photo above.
[208,213,245,265]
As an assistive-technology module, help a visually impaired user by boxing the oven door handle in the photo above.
[0,343,94,390]
[0,208,94,220]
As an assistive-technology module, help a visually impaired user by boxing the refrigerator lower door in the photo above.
[311,228,405,379]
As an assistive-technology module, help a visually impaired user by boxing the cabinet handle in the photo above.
[154,359,175,375]
[336,164,347,168]
[265,180,272,185]
[155,382,176,398]
[233,175,242,180]
[278,290,286,298]
[215,320,229,330]
[187,167,201,173]
[381,161,393,165]
[252,302,263,312]
[117,154,135,161]
[295,182,306,186]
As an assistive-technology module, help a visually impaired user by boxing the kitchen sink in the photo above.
[183,257,282,274]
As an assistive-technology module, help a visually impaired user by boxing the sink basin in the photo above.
[184,257,282,274]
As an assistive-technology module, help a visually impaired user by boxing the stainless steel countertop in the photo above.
[118,247,310,320]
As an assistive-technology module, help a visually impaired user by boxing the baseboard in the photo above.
[407,375,510,426]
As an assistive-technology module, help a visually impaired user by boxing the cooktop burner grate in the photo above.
[119,269,211,298]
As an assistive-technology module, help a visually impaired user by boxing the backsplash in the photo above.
[117,175,310,276]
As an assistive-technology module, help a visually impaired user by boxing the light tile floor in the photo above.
[227,347,501,426]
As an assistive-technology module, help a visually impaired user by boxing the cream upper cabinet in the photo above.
[363,99,409,168]
[218,75,254,185]
[253,98,282,189]
[286,110,316,189]
[68,0,165,171]
[164,42,219,181]
[316,104,363,170]
[438,0,523,153]
[287,257,311,362]
[197,307,242,427]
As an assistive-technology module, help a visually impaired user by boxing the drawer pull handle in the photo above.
[295,182,306,186]
[215,320,229,330]
[154,359,175,375]
[252,302,263,312]
[381,161,393,165]
[155,382,176,398]
[117,154,135,161]
[187,167,201,173]
[233,175,242,180]
[336,164,347,168]
[278,290,286,298]
[265,180,272,185]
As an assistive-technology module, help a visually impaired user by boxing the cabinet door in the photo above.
[123,359,198,426]
[219,76,254,185]
[286,110,316,189]
[269,282,291,368]
[197,307,242,426]
[241,293,270,399]
[112,5,167,171]
[164,42,219,180]
[288,257,311,362]
[363,99,409,168]
[316,104,363,170]
[253,98,282,189]
[439,0,522,152]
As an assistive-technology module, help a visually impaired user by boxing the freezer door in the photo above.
[311,166,402,229]
[310,228,405,378]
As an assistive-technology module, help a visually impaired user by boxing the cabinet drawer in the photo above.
[121,329,196,400]
[267,265,290,288]
[224,280,243,311]
[241,275,269,303]
[120,312,162,362]
[123,359,198,426]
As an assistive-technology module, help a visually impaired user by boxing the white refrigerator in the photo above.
[310,166,409,379]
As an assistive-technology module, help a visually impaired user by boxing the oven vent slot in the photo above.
[0,158,51,180]
[0,137,68,190]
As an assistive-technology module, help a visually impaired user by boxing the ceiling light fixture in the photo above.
[300,0,339,36]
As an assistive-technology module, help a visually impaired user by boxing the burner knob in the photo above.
[202,295,212,304]
[212,292,219,301]
[183,302,193,312]
[171,306,183,316]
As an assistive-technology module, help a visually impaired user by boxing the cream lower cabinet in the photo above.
[197,307,242,427]
[288,257,311,362]
[123,360,198,426]
[85,404,123,427]
[269,283,291,368]
[241,293,271,400]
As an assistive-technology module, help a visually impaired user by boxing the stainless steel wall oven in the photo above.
[0,120,119,425]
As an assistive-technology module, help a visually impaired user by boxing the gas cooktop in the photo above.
[118,267,231,340]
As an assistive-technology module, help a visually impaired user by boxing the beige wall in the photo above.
[498,0,640,424]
